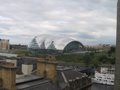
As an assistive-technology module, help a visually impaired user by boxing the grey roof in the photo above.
[17,80,56,90]
[57,68,84,89]
[58,69,83,81]
[64,70,83,80]
[57,71,68,89]
[16,75,42,84]
[16,75,57,90]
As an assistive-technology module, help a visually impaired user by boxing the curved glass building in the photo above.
[29,37,40,50]
[63,41,86,53]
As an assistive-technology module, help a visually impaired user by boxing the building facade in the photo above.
[10,44,27,50]
[0,39,9,50]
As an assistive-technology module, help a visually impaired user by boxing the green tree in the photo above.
[83,54,92,66]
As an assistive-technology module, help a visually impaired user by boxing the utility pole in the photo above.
[114,0,120,90]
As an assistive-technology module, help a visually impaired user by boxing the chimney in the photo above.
[37,58,46,77]
[0,62,16,90]
[37,56,57,81]
[6,59,17,67]
[45,56,57,81]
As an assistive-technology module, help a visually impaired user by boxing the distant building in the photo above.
[0,39,9,50]
[10,44,27,50]
[47,41,56,50]
[63,41,86,53]
[29,37,40,50]
[28,37,60,55]
[29,38,56,50]
[85,44,111,52]
[29,37,87,54]
[40,40,46,49]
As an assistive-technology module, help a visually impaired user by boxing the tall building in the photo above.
[0,39,9,50]
[114,0,120,90]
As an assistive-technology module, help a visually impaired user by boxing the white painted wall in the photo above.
[22,64,33,75]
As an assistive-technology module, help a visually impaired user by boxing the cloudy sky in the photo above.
[0,0,117,47]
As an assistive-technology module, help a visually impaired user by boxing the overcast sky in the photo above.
[0,0,117,46]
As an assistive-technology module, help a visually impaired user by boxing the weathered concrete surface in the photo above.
[114,0,120,90]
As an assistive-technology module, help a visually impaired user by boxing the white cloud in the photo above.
[0,0,117,47]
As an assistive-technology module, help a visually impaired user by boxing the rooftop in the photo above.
[16,75,57,90]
